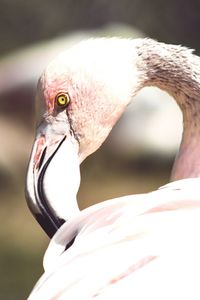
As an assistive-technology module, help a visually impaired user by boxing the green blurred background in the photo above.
[0,0,199,299]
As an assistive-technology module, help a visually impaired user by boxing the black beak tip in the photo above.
[34,213,66,238]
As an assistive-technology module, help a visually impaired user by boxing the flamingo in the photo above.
[26,38,200,299]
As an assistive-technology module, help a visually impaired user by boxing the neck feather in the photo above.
[135,39,200,180]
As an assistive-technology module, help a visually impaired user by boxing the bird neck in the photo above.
[135,39,200,180]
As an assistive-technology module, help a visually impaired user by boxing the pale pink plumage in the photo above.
[29,179,200,299]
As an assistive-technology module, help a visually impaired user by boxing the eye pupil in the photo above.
[60,97,65,103]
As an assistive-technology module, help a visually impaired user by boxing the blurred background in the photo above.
[0,0,199,298]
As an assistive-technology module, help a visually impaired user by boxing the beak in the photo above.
[25,121,80,238]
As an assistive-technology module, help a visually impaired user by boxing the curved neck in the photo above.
[135,39,200,180]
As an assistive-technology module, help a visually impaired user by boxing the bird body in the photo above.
[29,178,200,299]
[26,38,200,299]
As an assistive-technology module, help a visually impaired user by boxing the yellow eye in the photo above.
[55,92,70,108]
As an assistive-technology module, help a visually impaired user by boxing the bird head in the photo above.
[25,38,142,237]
